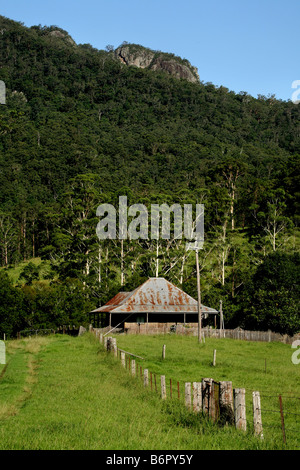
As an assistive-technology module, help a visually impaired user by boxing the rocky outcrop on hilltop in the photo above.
[48,29,76,46]
[115,44,199,83]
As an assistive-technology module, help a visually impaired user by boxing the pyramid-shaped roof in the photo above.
[91,277,218,314]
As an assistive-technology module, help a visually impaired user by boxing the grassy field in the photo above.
[0,257,54,285]
[0,333,299,450]
[113,333,300,448]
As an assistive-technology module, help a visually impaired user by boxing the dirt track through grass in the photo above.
[0,333,296,450]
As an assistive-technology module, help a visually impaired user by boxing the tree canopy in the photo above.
[0,15,299,336]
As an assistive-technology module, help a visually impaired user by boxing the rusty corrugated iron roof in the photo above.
[90,277,218,314]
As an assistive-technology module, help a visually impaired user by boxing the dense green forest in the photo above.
[0,16,299,337]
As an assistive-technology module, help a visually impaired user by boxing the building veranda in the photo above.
[89,277,218,333]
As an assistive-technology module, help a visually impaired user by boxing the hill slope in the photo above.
[0,15,299,336]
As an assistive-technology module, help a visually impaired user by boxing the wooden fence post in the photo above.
[106,337,115,352]
[252,391,263,439]
[161,375,166,400]
[144,369,149,387]
[121,351,126,368]
[185,382,192,410]
[114,339,118,357]
[210,381,220,422]
[131,359,136,377]
[202,378,213,416]
[234,388,247,431]
[109,337,117,356]
[162,344,166,360]
[192,382,202,413]
[213,349,217,366]
[219,381,234,425]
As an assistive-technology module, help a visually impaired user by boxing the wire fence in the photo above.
[18,326,80,338]
[258,392,300,446]
[98,331,300,448]
[132,357,300,447]
[18,329,56,338]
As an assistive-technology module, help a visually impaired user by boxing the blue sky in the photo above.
[1,0,299,101]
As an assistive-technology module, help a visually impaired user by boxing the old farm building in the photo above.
[89,277,218,333]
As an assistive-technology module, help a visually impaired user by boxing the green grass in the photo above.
[114,333,300,448]
[0,337,46,420]
[0,257,54,284]
[114,333,299,391]
[0,333,298,450]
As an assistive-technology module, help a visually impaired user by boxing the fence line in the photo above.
[94,324,300,345]
[18,325,81,338]
[257,391,300,445]
[94,329,300,446]
[202,328,300,345]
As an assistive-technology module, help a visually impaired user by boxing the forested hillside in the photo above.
[0,15,299,337]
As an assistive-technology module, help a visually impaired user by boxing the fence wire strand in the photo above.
[98,331,300,448]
